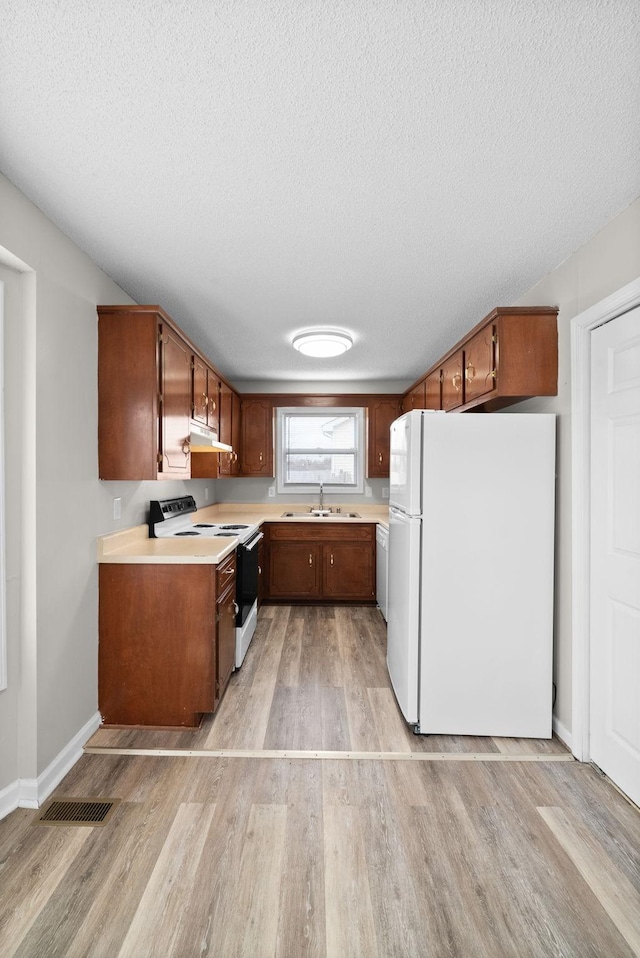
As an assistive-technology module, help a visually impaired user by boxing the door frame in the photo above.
[570,276,640,761]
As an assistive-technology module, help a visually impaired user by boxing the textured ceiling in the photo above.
[1,1,639,385]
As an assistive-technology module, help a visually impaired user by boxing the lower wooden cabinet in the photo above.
[265,523,376,602]
[99,555,236,727]
[215,553,237,708]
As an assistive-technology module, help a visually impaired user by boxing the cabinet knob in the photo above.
[182,439,190,456]
[309,553,313,566]
[330,553,334,566]
[232,601,239,615]
[465,362,476,384]
[259,452,263,462]
[452,372,462,391]
[211,399,216,411]
[378,452,383,464]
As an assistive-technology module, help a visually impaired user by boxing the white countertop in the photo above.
[98,504,389,564]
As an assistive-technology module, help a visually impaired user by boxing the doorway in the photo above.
[571,277,640,806]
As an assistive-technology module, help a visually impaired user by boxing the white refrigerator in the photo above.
[387,410,556,738]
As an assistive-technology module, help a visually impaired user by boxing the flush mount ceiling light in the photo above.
[292,329,353,358]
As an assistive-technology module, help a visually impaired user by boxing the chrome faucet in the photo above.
[319,482,324,511]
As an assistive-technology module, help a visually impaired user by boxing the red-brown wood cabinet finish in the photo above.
[401,307,558,415]
[265,523,376,602]
[99,554,237,727]
[215,553,237,707]
[367,397,401,478]
[240,398,274,477]
[98,306,191,480]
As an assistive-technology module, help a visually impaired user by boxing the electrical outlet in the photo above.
[113,497,122,520]
[382,487,389,499]
[365,486,372,498]
[268,486,275,497]
[204,487,209,501]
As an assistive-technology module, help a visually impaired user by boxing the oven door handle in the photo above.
[243,531,264,551]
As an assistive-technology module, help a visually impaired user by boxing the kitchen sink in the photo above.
[281,511,361,518]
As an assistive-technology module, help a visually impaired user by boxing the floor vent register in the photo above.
[33,797,121,827]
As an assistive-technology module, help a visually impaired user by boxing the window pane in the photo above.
[285,415,356,451]
[284,453,356,485]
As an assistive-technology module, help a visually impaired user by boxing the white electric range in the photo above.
[149,496,263,667]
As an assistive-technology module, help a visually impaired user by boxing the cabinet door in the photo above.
[441,349,464,411]
[192,355,209,426]
[425,370,442,410]
[323,542,375,599]
[268,542,322,598]
[367,398,400,478]
[257,538,265,607]
[217,381,234,477]
[464,323,496,404]
[231,391,242,476]
[404,380,427,412]
[159,326,192,476]
[216,583,236,705]
[241,398,273,476]
[207,370,220,436]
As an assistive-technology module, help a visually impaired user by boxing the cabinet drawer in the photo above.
[216,552,236,591]
[268,522,374,542]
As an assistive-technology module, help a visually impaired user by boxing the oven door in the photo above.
[236,531,264,625]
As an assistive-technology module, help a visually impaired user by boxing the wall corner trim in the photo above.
[0,710,101,820]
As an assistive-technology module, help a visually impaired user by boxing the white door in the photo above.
[590,307,640,806]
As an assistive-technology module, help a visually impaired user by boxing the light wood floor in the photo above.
[1,605,639,957]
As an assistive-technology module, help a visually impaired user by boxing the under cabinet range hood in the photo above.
[189,422,232,453]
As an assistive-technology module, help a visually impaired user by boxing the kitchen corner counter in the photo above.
[97,504,390,564]
[97,524,237,564]
[194,503,390,529]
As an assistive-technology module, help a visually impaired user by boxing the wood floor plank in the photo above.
[323,804,378,958]
[117,802,216,958]
[320,686,351,751]
[4,604,640,958]
[169,758,265,956]
[219,803,288,958]
[275,761,326,958]
[367,687,412,752]
[344,685,382,752]
[275,614,304,687]
[538,805,640,956]
[0,827,92,958]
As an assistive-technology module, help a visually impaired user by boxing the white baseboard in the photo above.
[0,710,101,820]
[0,779,21,821]
[552,715,573,753]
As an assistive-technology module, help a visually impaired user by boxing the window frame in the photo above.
[275,406,365,496]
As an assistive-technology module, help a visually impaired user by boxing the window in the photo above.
[276,407,364,495]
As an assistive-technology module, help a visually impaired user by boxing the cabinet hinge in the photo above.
[157,452,163,464]
[492,334,498,344]
[158,393,163,405]
[490,369,497,379]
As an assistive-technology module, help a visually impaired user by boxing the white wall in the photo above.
[512,195,640,742]
[0,173,215,812]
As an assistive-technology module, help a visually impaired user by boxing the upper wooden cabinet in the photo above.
[441,349,464,411]
[98,306,193,480]
[192,357,220,436]
[241,398,274,477]
[402,307,558,414]
[367,397,401,478]
[425,369,442,410]
[402,379,427,413]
